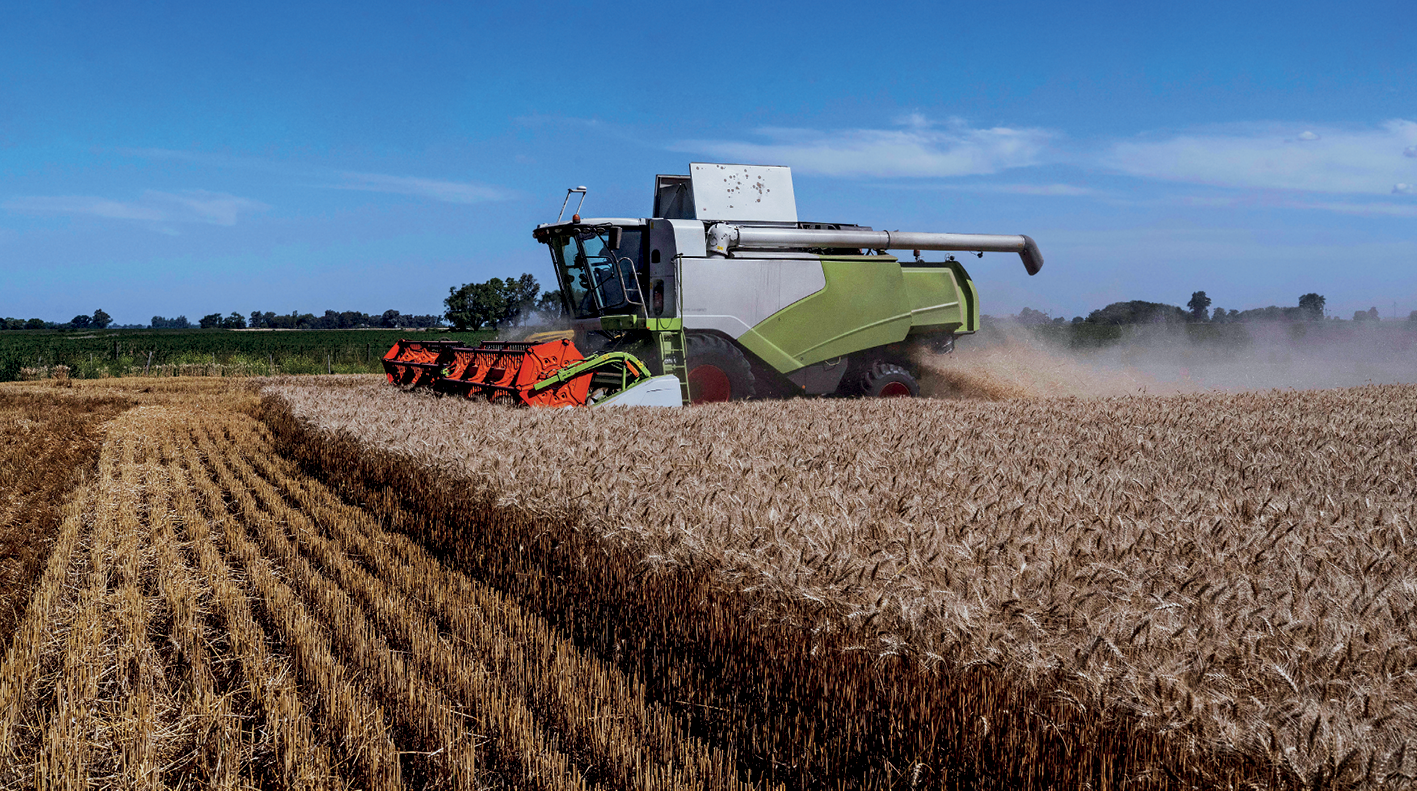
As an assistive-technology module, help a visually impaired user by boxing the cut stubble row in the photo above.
[0,401,752,790]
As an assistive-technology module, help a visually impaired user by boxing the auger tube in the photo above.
[706,225,1044,275]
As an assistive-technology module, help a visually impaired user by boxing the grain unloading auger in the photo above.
[385,162,1045,407]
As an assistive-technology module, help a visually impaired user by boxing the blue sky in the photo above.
[1,0,1413,324]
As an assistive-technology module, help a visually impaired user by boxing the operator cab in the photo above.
[533,219,648,322]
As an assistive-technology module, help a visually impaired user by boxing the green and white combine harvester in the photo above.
[382,163,1044,407]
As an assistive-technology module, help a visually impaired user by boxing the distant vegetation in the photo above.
[1076,292,1329,325]
[3,308,446,332]
[444,273,563,330]
[1009,291,1417,329]
[4,274,562,334]
[0,328,493,382]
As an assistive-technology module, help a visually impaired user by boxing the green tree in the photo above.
[445,280,509,330]
[1298,293,1325,320]
[1086,301,1188,325]
[69,314,92,329]
[537,290,566,319]
[1015,307,1050,325]
[221,312,247,329]
[444,274,542,330]
[1187,291,1211,321]
[24,318,46,330]
[503,273,541,326]
[199,313,223,329]
[91,308,112,329]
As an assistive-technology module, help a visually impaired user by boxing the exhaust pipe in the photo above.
[706,224,1044,276]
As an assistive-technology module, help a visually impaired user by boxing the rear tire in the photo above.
[855,361,919,398]
[686,333,756,404]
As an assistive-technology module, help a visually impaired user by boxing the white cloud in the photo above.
[1395,183,1415,195]
[117,149,513,205]
[2,190,269,226]
[1170,193,1417,218]
[1286,199,1417,218]
[329,171,510,203]
[938,182,1098,197]
[1105,119,1417,194]
[674,118,1054,178]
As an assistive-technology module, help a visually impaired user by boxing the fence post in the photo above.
[145,350,152,376]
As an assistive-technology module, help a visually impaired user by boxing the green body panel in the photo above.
[901,261,979,334]
[745,257,974,372]
[592,259,976,379]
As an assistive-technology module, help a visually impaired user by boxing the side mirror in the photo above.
[608,226,623,250]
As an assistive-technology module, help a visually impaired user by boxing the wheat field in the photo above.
[266,378,1417,790]
[1,375,1413,789]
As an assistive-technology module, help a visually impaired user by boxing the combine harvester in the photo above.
[383,163,1044,407]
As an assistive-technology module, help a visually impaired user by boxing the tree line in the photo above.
[10,281,1412,335]
[2,272,563,332]
[1,309,113,331]
[2,308,443,331]
[1016,292,1417,326]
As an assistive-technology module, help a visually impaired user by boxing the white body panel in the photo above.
[690,163,797,223]
[663,218,706,258]
[679,257,826,338]
[593,375,683,408]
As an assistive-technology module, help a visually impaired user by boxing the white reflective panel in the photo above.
[593,375,684,408]
[680,258,826,338]
[690,163,797,223]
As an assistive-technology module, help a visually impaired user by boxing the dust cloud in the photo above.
[918,321,1417,400]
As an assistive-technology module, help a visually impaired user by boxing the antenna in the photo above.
[557,187,588,223]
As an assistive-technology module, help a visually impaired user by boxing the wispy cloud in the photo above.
[1176,194,1417,218]
[674,117,1055,178]
[327,171,509,203]
[2,190,269,227]
[119,148,513,205]
[896,181,1099,197]
[1274,199,1417,218]
[1104,119,1417,195]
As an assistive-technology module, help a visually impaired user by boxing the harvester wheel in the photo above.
[686,333,756,404]
[857,361,919,398]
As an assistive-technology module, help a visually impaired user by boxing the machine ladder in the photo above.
[651,319,691,406]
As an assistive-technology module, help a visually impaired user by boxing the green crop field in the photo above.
[0,328,495,381]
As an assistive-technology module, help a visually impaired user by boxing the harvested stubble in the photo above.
[0,378,754,790]
[263,380,1417,790]
[0,390,129,646]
